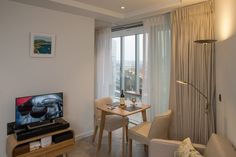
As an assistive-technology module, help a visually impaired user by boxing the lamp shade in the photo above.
[176,80,188,85]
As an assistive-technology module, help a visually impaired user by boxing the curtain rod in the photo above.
[111,22,143,32]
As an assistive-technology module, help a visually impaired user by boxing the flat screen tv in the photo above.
[15,92,63,127]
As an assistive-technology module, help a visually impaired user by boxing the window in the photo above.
[112,33,143,100]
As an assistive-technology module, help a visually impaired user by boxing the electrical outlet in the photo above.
[219,94,222,102]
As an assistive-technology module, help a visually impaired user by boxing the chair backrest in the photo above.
[204,133,236,157]
[94,97,113,119]
[148,110,172,140]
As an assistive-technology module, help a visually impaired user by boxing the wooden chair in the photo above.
[128,110,172,157]
[92,97,129,152]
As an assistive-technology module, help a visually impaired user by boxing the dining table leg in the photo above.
[141,109,148,153]
[122,117,126,157]
[97,111,106,151]
[141,110,147,122]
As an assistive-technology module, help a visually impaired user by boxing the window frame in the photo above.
[112,26,144,97]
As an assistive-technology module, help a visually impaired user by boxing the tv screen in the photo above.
[15,92,63,126]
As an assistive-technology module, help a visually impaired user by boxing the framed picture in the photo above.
[30,32,55,57]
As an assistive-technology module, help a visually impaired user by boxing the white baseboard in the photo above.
[75,130,94,141]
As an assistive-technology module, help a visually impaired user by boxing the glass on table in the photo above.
[131,97,137,107]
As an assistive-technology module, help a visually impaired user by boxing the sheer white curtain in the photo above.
[95,28,114,99]
[142,14,171,120]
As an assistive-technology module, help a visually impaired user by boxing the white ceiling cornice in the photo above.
[12,0,207,27]
[49,0,124,19]
[125,0,181,19]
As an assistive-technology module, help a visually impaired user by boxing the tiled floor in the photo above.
[67,129,148,157]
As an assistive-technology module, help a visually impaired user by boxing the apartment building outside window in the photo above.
[112,32,143,101]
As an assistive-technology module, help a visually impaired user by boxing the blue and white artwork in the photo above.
[30,33,55,57]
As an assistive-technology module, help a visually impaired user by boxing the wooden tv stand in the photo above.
[6,128,75,157]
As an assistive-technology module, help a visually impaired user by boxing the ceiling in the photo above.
[74,0,167,13]
[12,0,206,27]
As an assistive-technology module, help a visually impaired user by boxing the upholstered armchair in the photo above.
[93,97,129,152]
[128,110,172,157]
[149,133,236,157]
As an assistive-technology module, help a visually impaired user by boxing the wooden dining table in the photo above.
[96,102,150,157]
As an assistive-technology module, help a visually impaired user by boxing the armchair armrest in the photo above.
[149,139,181,157]
[192,143,206,154]
[149,139,206,157]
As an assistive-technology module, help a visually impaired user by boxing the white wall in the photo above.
[0,0,94,156]
[215,0,236,146]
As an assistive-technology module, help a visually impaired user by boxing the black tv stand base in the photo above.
[7,118,70,141]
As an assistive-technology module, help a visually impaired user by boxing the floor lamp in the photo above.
[177,80,209,113]
[177,39,217,114]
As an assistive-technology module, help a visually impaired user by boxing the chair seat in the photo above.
[128,122,151,145]
[97,115,129,132]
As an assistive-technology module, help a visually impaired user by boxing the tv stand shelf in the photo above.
[6,128,75,157]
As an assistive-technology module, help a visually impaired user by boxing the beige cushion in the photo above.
[149,134,236,157]
[148,110,172,139]
[176,137,203,157]
[94,97,112,118]
[97,115,129,132]
[204,134,236,157]
[128,110,172,145]
[128,122,151,145]
[149,139,206,157]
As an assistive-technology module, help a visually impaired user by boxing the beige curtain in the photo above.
[169,1,215,144]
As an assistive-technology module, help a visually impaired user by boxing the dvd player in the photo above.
[15,118,69,141]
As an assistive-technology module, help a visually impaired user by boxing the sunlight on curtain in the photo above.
[142,14,171,120]
[95,28,114,98]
